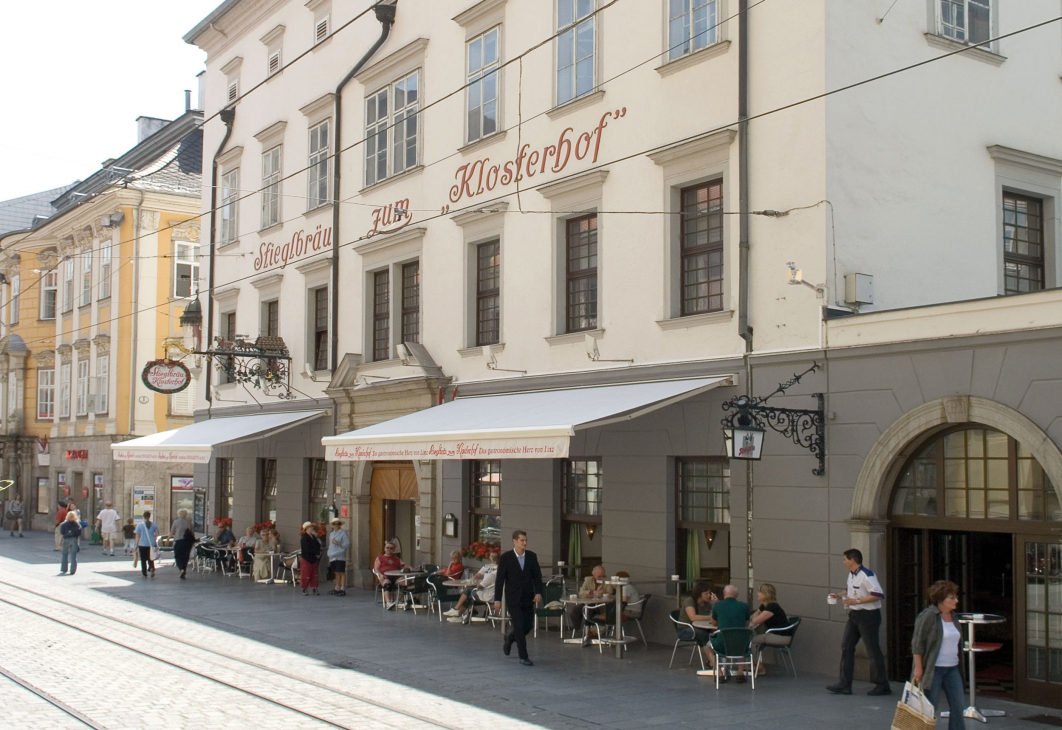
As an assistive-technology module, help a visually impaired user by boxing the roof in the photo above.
[184,0,244,45]
[127,129,203,197]
[0,184,76,237]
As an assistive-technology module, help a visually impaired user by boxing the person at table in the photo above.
[567,565,614,632]
[237,526,257,563]
[708,584,751,682]
[169,509,196,580]
[436,550,465,579]
[749,583,793,674]
[681,581,717,666]
[444,551,498,620]
[253,528,280,582]
[494,529,544,667]
[327,519,350,596]
[911,580,964,730]
[374,541,405,609]
[212,523,237,571]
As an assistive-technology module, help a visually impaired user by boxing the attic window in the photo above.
[267,50,281,76]
[315,16,329,44]
[227,80,239,103]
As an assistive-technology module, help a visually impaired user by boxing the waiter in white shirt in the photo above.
[826,548,891,696]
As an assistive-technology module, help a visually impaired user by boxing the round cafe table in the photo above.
[561,596,602,643]
[941,613,1007,723]
[444,579,489,623]
[384,570,425,610]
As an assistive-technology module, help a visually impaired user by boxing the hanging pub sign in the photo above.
[725,427,765,461]
[141,359,191,394]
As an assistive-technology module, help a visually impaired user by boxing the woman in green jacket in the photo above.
[910,580,964,730]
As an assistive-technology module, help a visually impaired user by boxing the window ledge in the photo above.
[217,239,241,252]
[546,89,606,120]
[924,33,1005,66]
[545,328,604,346]
[458,343,505,358]
[259,221,284,235]
[655,40,731,78]
[656,310,733,331]
[358,358,399,372]
[360,165,424,195]
[96,296,111,304]
[458,130,508,156]
[303,203,333,218]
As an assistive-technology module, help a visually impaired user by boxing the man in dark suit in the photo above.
[493,529,544,666]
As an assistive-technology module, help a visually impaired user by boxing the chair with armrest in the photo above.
[668,609,707,670]
[426,574,462,620]
[754,616,801,678]
[714,627,755,689]
[534,579,566,638]
[623,594,651,646]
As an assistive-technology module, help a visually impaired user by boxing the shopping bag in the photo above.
[149,547,160,561]
[891,681,935,730]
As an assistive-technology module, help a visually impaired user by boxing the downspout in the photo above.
[128,189,145,434]
[331,1,396,373]
[205,107,236,408]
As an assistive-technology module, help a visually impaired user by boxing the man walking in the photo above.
[327,519,350,596]
[96,501,120,556]
[54,500,68,551]
[827,548,891,696]
[493,529,543,666]
[8,493,24,537]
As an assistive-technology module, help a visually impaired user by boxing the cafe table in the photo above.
[941,613,1007,723]
[560,596,602,643]
[385,569,426,610]
[601,577,636,658]
[692,620,719,676]
[253,551,279,583]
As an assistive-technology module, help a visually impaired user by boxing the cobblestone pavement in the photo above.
[1,531,1059,730]
[0,672,87,730]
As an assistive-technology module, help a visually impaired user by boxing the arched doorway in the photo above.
[887,425,1061,708]
[369,462,419,564]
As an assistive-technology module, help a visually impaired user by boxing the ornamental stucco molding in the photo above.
[36,248,59,270]
[57,236,77,258]
[33,350,55,368]
[72,339,91,357]
[92,333,111,351]
[56,344,73,364]
[0,253,20,277]
[139,209,159,231]
[173,221,201,242]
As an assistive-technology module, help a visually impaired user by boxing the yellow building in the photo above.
[0,111,204,532]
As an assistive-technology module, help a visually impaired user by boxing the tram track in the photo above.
[0,579,467,730]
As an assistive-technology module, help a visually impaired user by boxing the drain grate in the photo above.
[1023,715,1062,727]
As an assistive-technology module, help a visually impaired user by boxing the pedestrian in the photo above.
[327,519,350,596]
[54,500,69,551]
[8,493,24,537]
[911,580,965,730]
[95,501,120,555]
[122,518,136,555]
[134,511,160,578]
[299,521,322,596]
[493,529,544,667]
[826,548,891,696]
[169,509,195,580]
[58,511,81,575]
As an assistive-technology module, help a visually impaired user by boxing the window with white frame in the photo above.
[37,368,54,419]
[94,354,108,414]
[556,0,595,105]
[307,120,330,209]
[59,362,71,419]
[76,359,88,416]
[99,243,111,299]
[220,169,239,243]
[41,270,57,320]
[466,28,500,144]
[62,258,74,313]
[668,0,718,60]
[9,273,18,325]
[174,242,199,298]
[364,70,419,187]
[261,146,282,229]
[80,250,92,306]
[939,0,991,44]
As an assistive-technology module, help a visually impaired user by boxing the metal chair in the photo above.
[426,574,462,621]
[399,574,430,613]
[275,551,299,586]
[668,609,707,670]
[754,616,801,678]
[623,594,651,646]
[534,580,566,637]
[713,627,755,689]
[236,547,255,579]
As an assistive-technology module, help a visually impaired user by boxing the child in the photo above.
[122,518,136,555]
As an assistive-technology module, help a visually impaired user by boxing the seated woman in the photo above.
[253,529,280,582]
[443,551,498,620]
[750,583,793,674]
[237,526,258,564]
[681,581,718,667]
[373,541,405,609]
[436,550,465,579]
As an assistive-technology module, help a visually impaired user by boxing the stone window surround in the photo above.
[452,204,508,351]
[655,0,731,77]
[296,257,332,375]
[354,227,425,365]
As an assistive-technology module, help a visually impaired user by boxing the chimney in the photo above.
[196,71,206,111]
[136,116,170,143]
[184,89,192,112]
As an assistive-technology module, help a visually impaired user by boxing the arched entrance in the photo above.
[886,424,1061,708]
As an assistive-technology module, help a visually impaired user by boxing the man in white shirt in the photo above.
[826,548,890,696]
[95,502,121,556]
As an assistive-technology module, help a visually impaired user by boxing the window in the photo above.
[9,273,18,325]
[1003,192,1044,295]
[476,241,500,346]
[62,258,74,313]
[372,270,389,361]
[677,458,730,525]
[174,241,199,298]
[315,15,329,44]
[469,460,501,547]
[307,120,330,210]
[556,0,595,105]
[267,49,281,76]
[220,169,239,243]
[99,243,111,299]
[940,0,991,44]
[218,458,234,519]
[680,180,724,315]
[466,28,500,144]
[313,287,329,371]
[264,300,279,337]
[37,368,54,419]
[76,359,88,416]
[364,70,419,187]
[59,362,71,418]
[562,459,603,518]
[219,311,236,384]
[94,354,108,414]
[261,146,281,229]
[227,79,239,104]
[41,270,57,320]
[401,261,419,345]
[668,0,718,60]
[565,214,598,332]
[309,458,329,523]
[80,250,92,306]
[260,459,277,522]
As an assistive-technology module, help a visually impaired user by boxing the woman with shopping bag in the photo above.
[905,580,965,730]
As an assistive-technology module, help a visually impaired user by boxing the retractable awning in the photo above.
[323,376,731,461]
[111,410,326,463]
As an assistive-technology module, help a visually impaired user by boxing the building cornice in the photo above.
[220,55,244,75]
[251,272,284,289]
[987,145,1062,177]
[354,227,426,256]
[356,38,429,91]
[259,23,286,46]
[299,92,335,119]
[451,202,509,228]
[452,0,507,31]
[536,170,609,201]
[254,120,288,145]
[216,145,244,168]
[647,128,737,166]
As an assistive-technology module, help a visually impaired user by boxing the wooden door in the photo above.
[369,463,418,561]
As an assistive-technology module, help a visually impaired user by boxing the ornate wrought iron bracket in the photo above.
[720,363,827,475]
[165,335,294,398]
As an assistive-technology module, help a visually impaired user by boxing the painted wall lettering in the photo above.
[368,199,412,237]
[253,224,332,272]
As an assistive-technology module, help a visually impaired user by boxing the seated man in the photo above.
[213,523,237,571]
[373,541,405,609]
[567,565,613,634]
[444,551,498,621]
[709,584,752,682]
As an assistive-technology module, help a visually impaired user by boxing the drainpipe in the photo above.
[128,189,145,434]
[205,108,236,406]
[330,1,396,372]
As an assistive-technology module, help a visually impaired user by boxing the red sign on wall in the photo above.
[65,450,88,460]
[81,487,89,498]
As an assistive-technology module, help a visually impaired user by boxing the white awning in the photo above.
[323,377,731,461]
[111,410,326,463]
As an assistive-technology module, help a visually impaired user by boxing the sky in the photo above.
[0,1,221,201]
